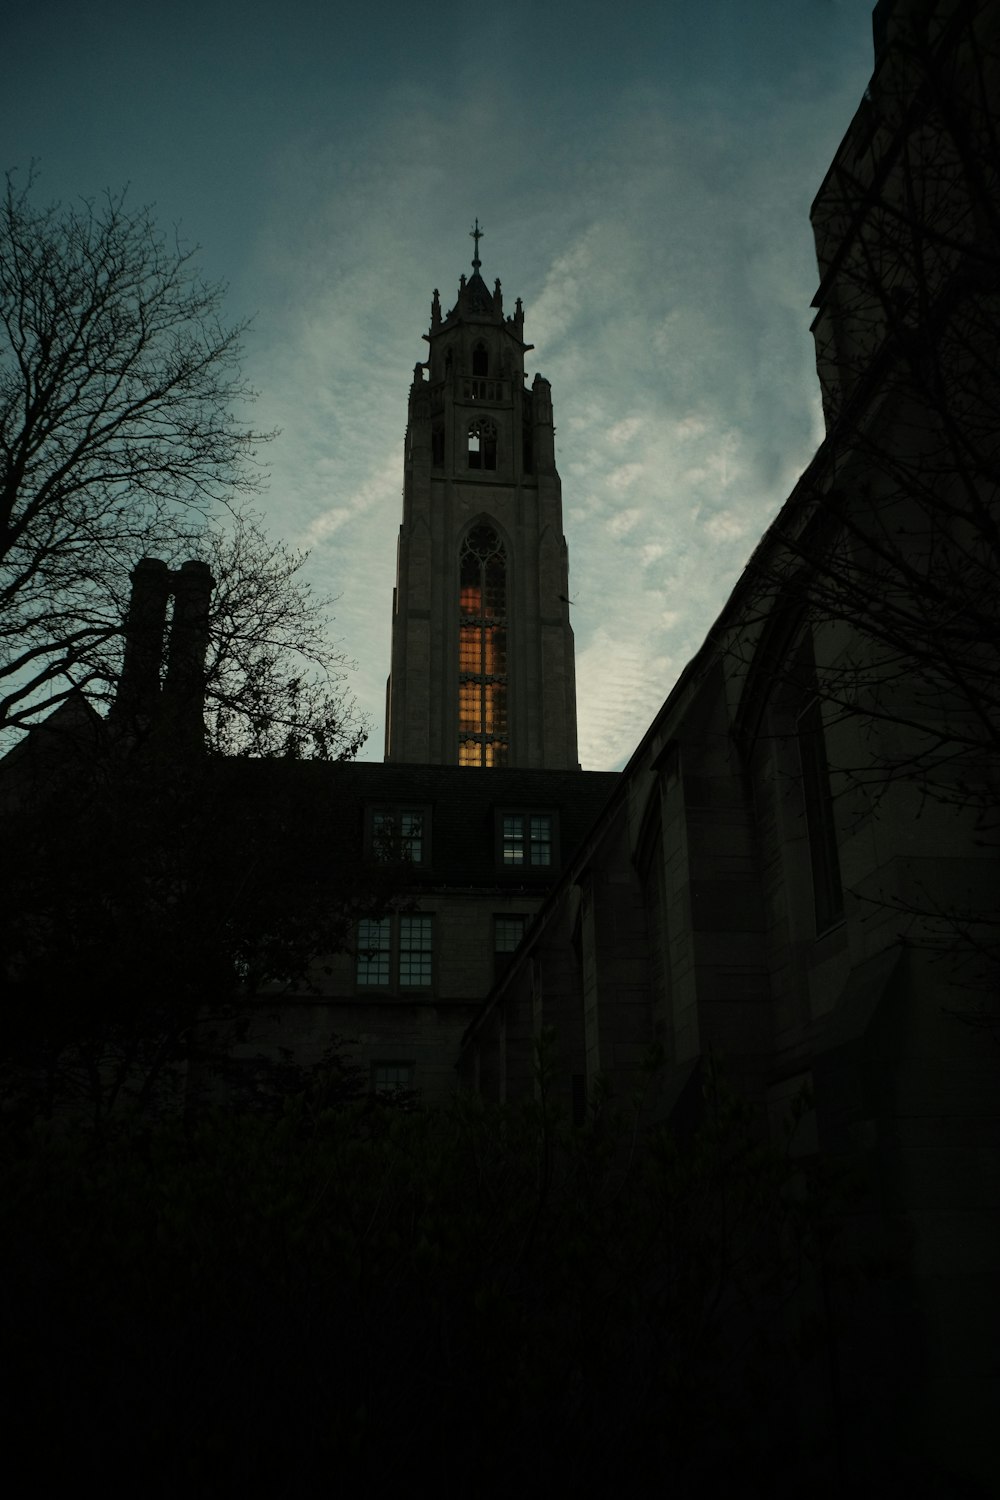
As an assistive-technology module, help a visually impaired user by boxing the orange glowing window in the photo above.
[459,524,507,767]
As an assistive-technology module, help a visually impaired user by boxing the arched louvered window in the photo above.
[459,524,508,767]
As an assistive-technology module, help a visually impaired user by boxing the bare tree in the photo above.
[0,170,363,758]
[199,512,367,759]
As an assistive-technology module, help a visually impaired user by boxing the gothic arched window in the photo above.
[472,342,489,377]
[459,524,508,767]
[467,418,497,471]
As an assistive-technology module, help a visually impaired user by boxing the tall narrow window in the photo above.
[798,698,844,932]
[494,913,528,978]
[472,342,489,377]
[459,525,508,766]
[399,915,433,987]
[357,918,391,986]
[467,419,497,471]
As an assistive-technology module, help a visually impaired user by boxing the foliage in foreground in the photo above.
[0,1063,868,1495]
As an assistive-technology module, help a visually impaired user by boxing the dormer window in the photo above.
[367,806,430,865]
[495,811,557,868]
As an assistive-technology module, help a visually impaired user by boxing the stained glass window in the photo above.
[458,524,508,767]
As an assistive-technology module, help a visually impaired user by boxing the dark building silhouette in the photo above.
[461,0,1000,1485]
[2,5,996,1483]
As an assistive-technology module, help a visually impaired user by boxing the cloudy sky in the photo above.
[5,0,878,768]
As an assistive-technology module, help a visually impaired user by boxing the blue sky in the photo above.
[5,0,878,767]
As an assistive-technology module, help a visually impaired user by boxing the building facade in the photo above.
[460,0,1000,1484]
[225,242,605,1099]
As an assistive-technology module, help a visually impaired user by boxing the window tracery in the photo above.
[459,523,508,766]
[467,418,497,470]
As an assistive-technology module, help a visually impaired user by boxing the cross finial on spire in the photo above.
[469,217,484,271]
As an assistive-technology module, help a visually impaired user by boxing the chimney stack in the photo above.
[112,558,171,731]
[163,560,215,750]
[111,557,214,750]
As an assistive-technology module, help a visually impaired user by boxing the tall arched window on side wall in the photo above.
[467,418,497,470]
[459,524,508,766]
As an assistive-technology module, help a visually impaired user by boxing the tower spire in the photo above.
[469,217,484,272]
[387,244,578,768]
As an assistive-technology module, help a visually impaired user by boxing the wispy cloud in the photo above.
[221,5,874,768]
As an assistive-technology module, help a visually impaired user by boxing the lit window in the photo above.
[501,814,553,867]
[458,525,508,767]
[357,918,390,986]
[503,815,525,865]
[399,915,432,987]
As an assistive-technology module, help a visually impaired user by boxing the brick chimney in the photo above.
[162,560,215,750]
[112,557,171,731]
[111,557,214,750]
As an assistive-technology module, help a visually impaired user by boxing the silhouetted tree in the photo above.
[0,748,393,1126]
[0,170,364,758]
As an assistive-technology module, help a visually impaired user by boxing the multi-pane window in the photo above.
[797,698,844,933]
[356,917,390,986]
[459,524,508,767]
[372,1062,415,1094]
[495,914,527,950]
[399,915,433,988]
[357,915,433,990]
[494,914,528,979]
[501,814,553,867]
[372,808,424,863]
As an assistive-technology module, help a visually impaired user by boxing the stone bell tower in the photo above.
[385,223,579,768]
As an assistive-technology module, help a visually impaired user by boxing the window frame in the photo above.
[365,804,431,867]
[371,1060,416,1096]
[493,912,529,979]
[495,810,557,872]
[467,417,497,471]
[398,913,433,989]
[355,912,435,993]
[356,916,391,987]
[459,524,509,766]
